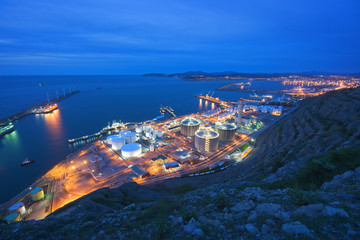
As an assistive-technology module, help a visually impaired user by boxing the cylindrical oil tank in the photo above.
[151,134,156,140]
[195,128,219,152]
[215,122,237,141]
[31,187,44,201]
[135,126,142,134]
[106,135,118,145]
[142,125,150,131]
[9,202,26,215]
[157,131,164,138]
[124,132,137,143]
[119,130,131,138]
[4,212,21,223]
[145,130,151,138]
[180,117,200,137]
[111,137,125,150]
[121,143,142,158]
[149,145,154,151]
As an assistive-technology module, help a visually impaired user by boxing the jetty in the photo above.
[0,90,80,126]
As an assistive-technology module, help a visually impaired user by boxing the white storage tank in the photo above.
[195,127,219,152]
[124,132,137,143]
[111,137,125,150]
[157,131,164,138]
[142,125,150,131]
[181,117,201,137]
[119,130,131,138]
[145,130,151,138]
[149,145,154,151]
[121,143,142,158]
[215,122,237,141]
[135,126,142,134]
[9,202,26,215]
[106,135,118,145]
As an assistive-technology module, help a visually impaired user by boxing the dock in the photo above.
[160,105,176,118]
[195,95,232,108]
[0,90,80,126]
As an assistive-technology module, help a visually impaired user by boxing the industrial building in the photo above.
[215,122,237,141]
[131,165,149,179]
[150,155,167,164]
[168,149,198,164]
[180,117,201,137]
[164,161,180,169]
[194,127,219,152]
[121,143,142,158]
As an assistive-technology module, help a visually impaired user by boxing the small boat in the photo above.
[68,139,75,144]
[21,157,35,166]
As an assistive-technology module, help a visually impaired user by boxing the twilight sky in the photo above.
[0,0,359,75]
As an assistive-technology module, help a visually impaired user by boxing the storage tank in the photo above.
[180,117,201,137]
[119,130,131,138]
[9,202,26,215]
[142,125,150,131]
[124,132,137,143]
[215,122,237,141]
[121,143,142,158]
[145,130,151,138]
[195,127,219,152]
[149,145,154,151]
[111,137,125,150]
[4,212,21,223]
[135,126,142,134]
[31,187,44,201]
[157,131,164,138]
[106,135,118,145]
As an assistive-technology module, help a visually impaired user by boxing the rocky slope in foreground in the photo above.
[1,88,360,240]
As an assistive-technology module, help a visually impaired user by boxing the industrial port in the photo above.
[2,74,356,223]
[0,91,297,223]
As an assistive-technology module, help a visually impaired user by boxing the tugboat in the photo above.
[21,157,35,166]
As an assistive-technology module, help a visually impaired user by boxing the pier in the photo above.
[195,95,232,108]
[160,105,176,118]
[0,90,80,126]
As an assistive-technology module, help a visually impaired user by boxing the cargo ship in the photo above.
[33,103,58,114]
[0,123,15,137]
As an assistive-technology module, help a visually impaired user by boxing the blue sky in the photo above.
[0,0,359,74]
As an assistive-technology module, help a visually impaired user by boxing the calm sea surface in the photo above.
[0,75,290,203]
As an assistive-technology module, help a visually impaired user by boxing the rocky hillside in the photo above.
[241,87,360,183]
[1,88,360,240]
[0,167,359,239]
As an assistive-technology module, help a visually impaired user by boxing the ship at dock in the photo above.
[33,103,58,114]
[0,123,15,137]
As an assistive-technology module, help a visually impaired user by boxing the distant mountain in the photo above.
[142,71,360,80]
